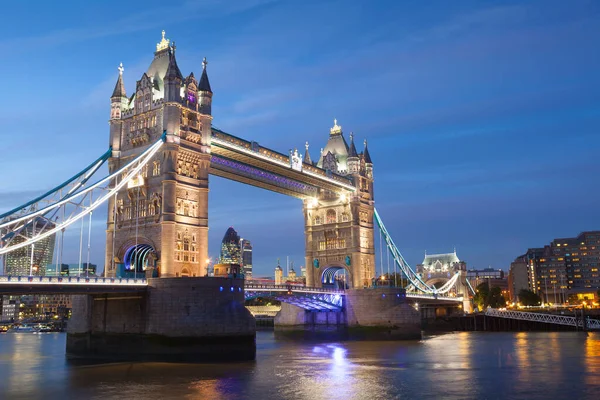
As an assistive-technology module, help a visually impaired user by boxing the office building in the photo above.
[220,227,241,265]
[241,239,253,279]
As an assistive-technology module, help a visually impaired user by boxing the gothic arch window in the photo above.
[183,238,190,262]
[153,161,160,176]
[144,94,151,110]
[181,268,190,277]
[326,209,337,224]
[314,215,322,225]
[341,212,350,222]
[183,202,190,216]
[151,115,157,127]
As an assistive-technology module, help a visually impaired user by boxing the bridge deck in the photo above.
[0,276,148,295]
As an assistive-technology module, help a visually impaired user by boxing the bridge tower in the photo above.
[105,31,213,278]
[304,121,375,288]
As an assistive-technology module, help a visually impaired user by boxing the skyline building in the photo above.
[4,218,56,276]
[241,239,253,278]
[220,227,242,265]
[509,231,600,304]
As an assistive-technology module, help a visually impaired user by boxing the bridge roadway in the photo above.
[0,277,464,305]
[0,276,147,295]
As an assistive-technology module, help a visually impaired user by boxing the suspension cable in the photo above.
[0,135,165,255]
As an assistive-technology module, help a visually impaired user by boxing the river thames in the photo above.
[0,330,599,399]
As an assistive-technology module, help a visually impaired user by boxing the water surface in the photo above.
[0,331,599,399]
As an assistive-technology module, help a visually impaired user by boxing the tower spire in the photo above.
[111,62,127,98]
[198,57,212,93]
[363,139,373,164]
[348,132,358,158]
[304,141,312,164]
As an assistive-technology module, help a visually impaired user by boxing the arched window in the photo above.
[326,209,337,224]
[341,212,350,222]
[314,215,322,225]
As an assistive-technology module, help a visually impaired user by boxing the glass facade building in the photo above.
[241,239,253,278]
[220,227,242,265]
[4,218,55,276]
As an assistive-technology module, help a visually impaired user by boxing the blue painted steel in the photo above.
[0,147,112,220]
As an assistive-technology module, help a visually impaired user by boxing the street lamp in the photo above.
[205,258,211,277]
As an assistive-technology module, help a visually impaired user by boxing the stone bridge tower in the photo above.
[304,120,375,288]
[105,31,213,278]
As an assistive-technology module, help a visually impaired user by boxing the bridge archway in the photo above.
[123,243,156,274]
[321,265,352,289]
[425,277,449,289]
[244,292,343,311]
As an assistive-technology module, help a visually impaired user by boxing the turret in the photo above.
[198,57,213,115]
[110,63,128,120]
[363,139,373,179]
[347,132,359,174]
[274,259,283,285]
[164,43,183,102]
[304,142,312,165]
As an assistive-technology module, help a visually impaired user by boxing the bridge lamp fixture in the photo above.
[310,198,319,208]
[339,193,347,203]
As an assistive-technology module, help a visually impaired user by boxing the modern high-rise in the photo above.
[4,217,55,276]
[220,227,241,265]
[241,239,253,278]
[510,231,600,303]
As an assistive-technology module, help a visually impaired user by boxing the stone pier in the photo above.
[67,277,256,362]
[274,288,421,340]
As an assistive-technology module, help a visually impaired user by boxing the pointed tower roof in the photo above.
[111,63,127,98]
[164,43,183,81]
[198,57,212,93]
[304,142,312,164]
[348,132,358,158]
[317,118,350,170]
[363,139,373,164]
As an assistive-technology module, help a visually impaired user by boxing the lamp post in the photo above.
[205,258,211,277]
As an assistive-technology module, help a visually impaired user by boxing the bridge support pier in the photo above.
[66,277,256,362]
[274,288,421,340]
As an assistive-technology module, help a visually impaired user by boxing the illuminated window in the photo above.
[326,209,337,224]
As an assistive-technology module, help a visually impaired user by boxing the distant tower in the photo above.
[275,260,283,285]
[220,227,242,264]
[288,266,297,282]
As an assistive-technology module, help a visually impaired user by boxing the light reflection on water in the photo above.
[0,331,599,399]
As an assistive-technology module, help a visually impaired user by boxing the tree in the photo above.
[488,286,507,308]
[518,289,541,306]
[473,283,490,310]
[473,283,507,310]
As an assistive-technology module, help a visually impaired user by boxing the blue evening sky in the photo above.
[1,0,599,276]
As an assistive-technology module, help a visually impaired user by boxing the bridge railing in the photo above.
[485,308,600,330]
[0,275,147,286]
[245,283,345,295]
[406,293,464,302]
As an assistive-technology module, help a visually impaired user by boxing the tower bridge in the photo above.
[0,31,471,362]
